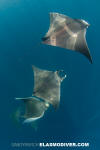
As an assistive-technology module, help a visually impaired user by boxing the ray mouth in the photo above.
[42,36,50,42]
[57,70,67,79]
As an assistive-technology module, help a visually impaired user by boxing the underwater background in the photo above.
[0,0,100,149]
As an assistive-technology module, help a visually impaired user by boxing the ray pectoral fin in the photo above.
[75,30,92,63]
[15,97,34,104]
[15,97,33,102]
[50,12,58,24]
[15,97,33,100]
[23,117,38,124]
[23,112,44,124]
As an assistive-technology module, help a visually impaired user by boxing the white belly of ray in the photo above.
[50,35,56,46]
[64,24,74,37]
[23,113,44,124]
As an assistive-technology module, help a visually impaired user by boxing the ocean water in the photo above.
[0,0,100,149]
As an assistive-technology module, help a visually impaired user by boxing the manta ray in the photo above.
[42,12,92,63]
[15,66,66,123]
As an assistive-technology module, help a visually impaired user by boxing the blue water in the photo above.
[0,0,100,149]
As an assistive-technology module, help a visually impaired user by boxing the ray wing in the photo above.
[15,97,47,121]
[74,29,92,63]
[42,12,92,63]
